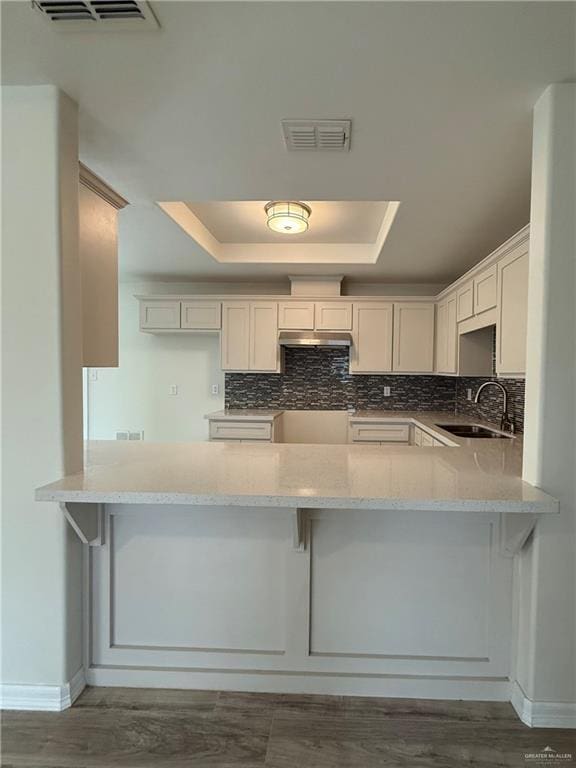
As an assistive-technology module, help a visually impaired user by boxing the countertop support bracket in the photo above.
[60,502,105,547]
[292,508,307,552]
[500,513,537,557]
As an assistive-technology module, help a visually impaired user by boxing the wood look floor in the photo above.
[2,687,575,767]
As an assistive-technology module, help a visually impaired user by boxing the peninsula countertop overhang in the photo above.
[36,433,558,515]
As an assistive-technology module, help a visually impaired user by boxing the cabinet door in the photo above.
[497,247,528,376]
[181,301,221,329]
[221,302,250,371]
[445,294,458,373]
[139,300,181,330]
[351,302,393,373]
[392,303,435,373]
[278,302,315,330]
[315,302,353,330]
[436,294,457,374]
[457,282,474,322]
[474,265,497,314]
[250,302,279,372]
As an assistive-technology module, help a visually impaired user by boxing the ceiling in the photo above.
[186,201,389,244]
[1,1,575,284]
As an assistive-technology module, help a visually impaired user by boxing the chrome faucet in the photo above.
[474,381,515,434]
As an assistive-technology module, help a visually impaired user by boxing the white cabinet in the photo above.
[457,282,474,322]
[139,300,181,330]
[221,301,279,372]
[435,293,457,374]
[209,420,273,441]
[250,302,279,372]
[278,302,315,330]
[350,302,393,373]
[392,303,435,373]
[221,302,250,370]
[496,246,529,376]
[181,301,221,330]
[474,264,497,314]
[315,302,352,330]
[350,422,410,443]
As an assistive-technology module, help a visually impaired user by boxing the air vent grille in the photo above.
[282,120,351,152]
[33,0,159,28]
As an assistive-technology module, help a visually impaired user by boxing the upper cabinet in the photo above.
[350,302,393,373]
[140,299,181,330]
[315,302,352,330]
[473,264,497,314]
[393,303,435,373]
[496,245,529,376]
[221,301,279,373]
[435,293,457,374]
[79,164,128,367]
[456,282,474,322]
[278,301,315,330]
[181,301,221,330]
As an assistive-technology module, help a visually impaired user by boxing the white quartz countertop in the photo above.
[205,409,283,421]
[36,412,558,514]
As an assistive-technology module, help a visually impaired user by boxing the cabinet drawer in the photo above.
[474,265,497,314]
[351,423,409,443]
[278,302,315,330]
[181,301,221,329]
[209,421,272,441]
[315,302,353,330]
[140,300,181,330]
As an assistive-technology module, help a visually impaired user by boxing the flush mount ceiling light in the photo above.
[265,201,311,234]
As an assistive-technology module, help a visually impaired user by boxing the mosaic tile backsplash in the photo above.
[225,347,526,432]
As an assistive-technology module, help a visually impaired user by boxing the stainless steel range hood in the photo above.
[278,331,352,348]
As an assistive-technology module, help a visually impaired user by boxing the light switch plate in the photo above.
[383,386,391,397]
[169,385,178,396]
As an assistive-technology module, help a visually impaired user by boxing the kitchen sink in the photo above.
[435,424,513,439]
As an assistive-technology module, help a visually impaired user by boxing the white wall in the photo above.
[87,281,225,442]
[1,86,84,686]
[517,84,575,708]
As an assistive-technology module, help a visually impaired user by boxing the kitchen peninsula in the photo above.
[36,417,556,704]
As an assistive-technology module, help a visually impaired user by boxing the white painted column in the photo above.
[514,84,576,727]
[1,87,84,704]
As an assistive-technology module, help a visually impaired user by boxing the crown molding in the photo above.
[79,163,128,210]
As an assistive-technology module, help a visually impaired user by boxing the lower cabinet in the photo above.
[350,422,410,443]
[209,420,275,442]
[221,301,279,372]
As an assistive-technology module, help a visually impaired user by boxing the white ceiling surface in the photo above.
[2,2,575,283]
[186,201,389,244]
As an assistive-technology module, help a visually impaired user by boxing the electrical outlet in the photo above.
[169,384,178,396]
[467,388,472,401]
[211,383,219,396]
[383,386,391,397]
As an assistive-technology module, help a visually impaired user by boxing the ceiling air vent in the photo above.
[32,0,159,29]
[281,120,351,152]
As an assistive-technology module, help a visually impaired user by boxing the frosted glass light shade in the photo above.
[265,201,311,234]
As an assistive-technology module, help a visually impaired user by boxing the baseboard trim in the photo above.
[87,666,511,701]
[511,681,576,729]
[0,668,86,712]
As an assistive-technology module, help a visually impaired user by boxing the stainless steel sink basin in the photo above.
[435,424,513,439]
